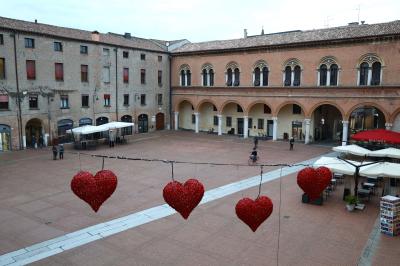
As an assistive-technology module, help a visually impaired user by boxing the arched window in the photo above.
[180,70,186,86]
[284,66,291,86]
[319,64,327,86]
[293,66,301,86]
[330,64,338,86]
[254,67,260,86]
[209,69,214,86]
[202,69,207,86]
[359,62,369,86]
[179,65,191,86]
[262,67,269,86]
[186,70,191,86]
[201,64,214,86]
[234,68,240,86]
[226,68,233,86]
[371,62,381,85]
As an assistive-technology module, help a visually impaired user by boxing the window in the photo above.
[158,70,162,85]
[157,94,162,105]
[264,104,271,114]
[0,58,5,80]
[371,62,381,85]
[26,60,36,80]
[226,117,232,127]
[359,62,369,86]
[180,66,191,86]
[202,69,208,86]
[0,94,8,110]
[80,45,88,54]
[213,105,217,111]
[209,69,214,86]
[79,118,92,126]
[237,104,243,112]
[158,56,162,62]
[60,95,69,109]
[140,53,146,60]
[254,67,260,86]
[180,70,186,86]
[284,66,291,86]
[140,94,146,105]
[319,64,327,86]
[293,66,301,86]
[103,66,110,83]
[293,104,301,114]
[234,68,240,86]
[103,48,110,56]
[248,118,253,129]
[227,69,233,86]
[104,94,111,106]
[29,95,38,109]
[0,34,3,45]
[330,64,338,86]
[192,114,196,124]
[123,51,129,58]
[186,70,191,86]
[25,38,34,48]
[55,63,64,81]
[141,69,146,84]
[123,68,129,83]
[123,94,129,106]
[54,42,62,52]
[258,119,264,129]
[213,116,218,126]
[81,65,88,82]
[262,67,269,86]
[81,95,89,107]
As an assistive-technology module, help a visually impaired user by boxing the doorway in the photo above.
[237,118,244,136]
[267,120,273,137]
[0,124,11,151]
[156,113,165,130]
[138,114,148,133]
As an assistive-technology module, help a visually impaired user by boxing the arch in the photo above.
[0,124,12,151]
[79,117,92,126]
[357,53,384,67]
[345,102,389,122]
[247,101,273,116]
[179,64,191,71]
[121,115,133,135]
[307,101,345,119]
[389,107,400,123]
[195,99,218,112]
[174,98,195,112]
[25,118,44,148]
[226,61,239,71]
[138,114,149,133]
[96,116,109,126]
[275,101,306,116]
[219,100,245,113]
[282,58,302,70]
[319,56,339,67]
[201,63,213,71]
[253,60,268,69]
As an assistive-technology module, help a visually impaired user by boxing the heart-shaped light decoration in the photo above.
[297,167,332,201]
[163,178,204,219]
[236,196,273,232]
[71,170,118,212]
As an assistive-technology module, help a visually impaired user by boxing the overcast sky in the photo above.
[1,0,399,42]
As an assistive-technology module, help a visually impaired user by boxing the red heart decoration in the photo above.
[71,170,118,212]
[236,196,273,232]
[297,167,332,201]
[163,178,205,219]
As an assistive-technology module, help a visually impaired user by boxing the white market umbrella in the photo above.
[313,156,360,175]
[332,144,371,157]
[368,148,400,159]
[360,162,400,178]
[97,122,134,131]
[67,125,104,135]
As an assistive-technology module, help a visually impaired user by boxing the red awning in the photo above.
[351,129,400,144]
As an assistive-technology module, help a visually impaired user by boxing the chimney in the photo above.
[34,19,37,23]
[91,30,100,41]
[244,29,248,38]
[361,20,365,25]
[124,32,131,39]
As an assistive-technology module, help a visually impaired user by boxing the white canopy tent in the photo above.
[67,122,134,135]
[332,144,371,157]
[360,162,400,178]
[97,122,134,131]
[368,148,400,159]
[314,156,362,175]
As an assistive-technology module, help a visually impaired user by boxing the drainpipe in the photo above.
[169,55,172,130]
[12,30,23,150]
[115,47,119,121]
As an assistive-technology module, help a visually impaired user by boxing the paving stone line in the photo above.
[357,216,381,266]
[0,153,329,266]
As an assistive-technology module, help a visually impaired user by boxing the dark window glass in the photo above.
[180,70,186,86]
[81,65,88,82]
[209,69,214,86]
[258,119,264,129]
[284,66,291,86]
[330,64,338,86]
[123,51,129,58]
[293,65,301,86]
[54,42,62,52]
[248,118,253,128]
[371,62,381,85]
[103,48,110,56]
[262,67,269,86]
[234,68,240,86]
[226,69,233,86]
[186,70,191,86]
[104,94,111,106]
[0,58,4,79]
[140,94,146,105]
[79,118,92,126]
[158,70,162,85]
[60,95,69,108]
[0,34,3,45]
[202,69,207,86]
[192,114,196,124]
[29,95,38,109]
[213,105,217,111]
[25,38,34,48]
[226,117,232,127]
[123,68,129,83]
[157,94,162,105]
[55,63,63,81]
[319,64,327,86]
[140,69,145,84]
[123,94,129,106]
[0,94,8,109]
[140,53,145,60]
[264,104,271,114]
[26,60,36,80]
[213,116,218,126]
[81,95,89,107]
[80,45,88,54]
[158,56,162,62]
[237,104,243,112]
[293,104,301,114]
[359,62,369,85]
[254,67,260,86]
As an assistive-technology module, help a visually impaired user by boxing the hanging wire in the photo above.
[257,165,264,198]
[276,166,283,266]
[170,161,175,181]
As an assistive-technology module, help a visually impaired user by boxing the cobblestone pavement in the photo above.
[0,131,399,265]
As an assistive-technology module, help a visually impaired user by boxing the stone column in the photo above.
[23,135,26,149]
[304,118,311,144]
[243,116,248,139]
[327,70,331,86]
[385,123,393,130]
[272,117,278,141]
[174,111,179,130]
[291,70,294,86]
[342,120,349,146]
[367,67,372,85]
[194,112,199,133]
[217,114,222,136]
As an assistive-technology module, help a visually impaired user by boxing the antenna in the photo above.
[324,16,332,28]
[356,4,361,24]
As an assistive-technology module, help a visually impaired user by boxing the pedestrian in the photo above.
[32,135,37,149]
[39,135,43,148]
[289,137,294,150]
[254,136,259,149]
[52,145,58,160]
[59,144,64,159]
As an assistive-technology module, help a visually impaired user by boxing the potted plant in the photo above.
[345,195,357,211]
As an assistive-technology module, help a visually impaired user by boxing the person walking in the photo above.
[32,135,37,149]
[59,144,64,159]
[289,137,294,150]
[52,145,58,160]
